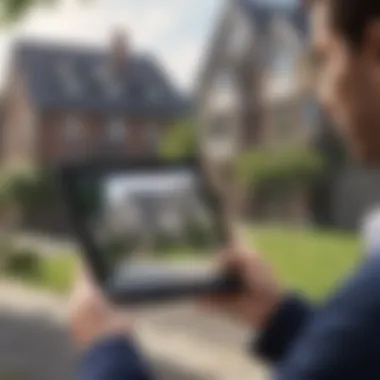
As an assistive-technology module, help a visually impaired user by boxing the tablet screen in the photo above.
[64,163,225,284]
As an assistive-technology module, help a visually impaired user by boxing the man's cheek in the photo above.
[317,76,334,113]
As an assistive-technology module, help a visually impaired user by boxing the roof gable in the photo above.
[14,40,190,117]
[237,0,309,37]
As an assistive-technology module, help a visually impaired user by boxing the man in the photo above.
[73,0,380,378]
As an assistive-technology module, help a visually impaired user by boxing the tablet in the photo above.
[57,158,241,304]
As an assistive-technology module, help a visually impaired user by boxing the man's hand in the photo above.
[203,244,285,330]
[69,267,133,350]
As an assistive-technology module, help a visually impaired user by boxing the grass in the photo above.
[3,253,78,294]
[35,255,77,293]
[2,226,364,301]
[247,226,363,301]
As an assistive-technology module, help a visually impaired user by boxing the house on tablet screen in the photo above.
[1,31,190,167]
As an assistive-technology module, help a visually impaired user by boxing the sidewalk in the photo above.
[0,281,268,380]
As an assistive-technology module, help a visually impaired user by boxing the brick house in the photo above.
[198,0,310,151]
[197,0,313,222]
[2,32,189,167]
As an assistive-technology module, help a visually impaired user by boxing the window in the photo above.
[94,63,124,99]
[146,123,158,146]
[270,47,296,77]
[108,81,124,98]
[228,7,253,61]
[64,116,84,143]
[58,60,82,97]
[204,114,237,161]
[148,87,162,103]
[108,119,126,143]
[208,69,240,114]
[129,82,143,98]
[268,19,298,80]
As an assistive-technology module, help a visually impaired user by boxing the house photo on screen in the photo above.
[82,169,218,271]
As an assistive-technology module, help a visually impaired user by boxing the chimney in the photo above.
[110,27,130,72]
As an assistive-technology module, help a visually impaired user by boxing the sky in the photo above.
[0,0,223,93]
[0,0,296,94]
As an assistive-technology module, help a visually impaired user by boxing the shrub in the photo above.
[186,220,213,250]
[2,247,42,281]
[0,168,58,228]
[160,119,197,160]
[236,146,326,193]
[0,239,15,270]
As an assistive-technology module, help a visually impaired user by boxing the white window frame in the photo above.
[58,60,82,97]
[228,7,253,61]
[94,63,124,99]
[108,119,127,143]
[64,116,84,143]
[146,123,159,146]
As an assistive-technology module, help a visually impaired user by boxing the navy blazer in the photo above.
[79,256,380,380]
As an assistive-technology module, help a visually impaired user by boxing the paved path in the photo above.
[0,282,268,380]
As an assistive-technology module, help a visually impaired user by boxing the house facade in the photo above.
[2,32,189,167]
[197,0,314,222]
[198,0,311,152]
[198,0,380,231]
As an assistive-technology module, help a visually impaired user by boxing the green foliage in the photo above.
[186,220,214,249]
[0,0,88,24]
[37,255,77,293]
[2,247,42,281]
[153,230,175,253]
[160,119,197,160]
[237,146,326,193]
[246,226,361,302]
[0,226,362,301]
[0,240,77,293]
[73,177,105,221]
[1,0,54,23]
[0,168,57,225]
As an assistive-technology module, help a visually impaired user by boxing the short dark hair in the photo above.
[310,0,380,48]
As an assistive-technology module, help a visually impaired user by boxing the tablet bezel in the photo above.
[56,157,228,294]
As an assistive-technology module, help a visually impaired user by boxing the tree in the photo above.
[160,119,197,160]
[1,0,85,23]
[0,167,58,226]
[236,146,326,193]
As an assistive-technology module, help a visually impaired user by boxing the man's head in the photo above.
[309,0,380,164]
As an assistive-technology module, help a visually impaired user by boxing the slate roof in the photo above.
[13,40,190,117]
[238,0,309,37]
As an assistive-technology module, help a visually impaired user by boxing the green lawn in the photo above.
[247,226,363,301]
[3,253,78,294]
[2,226,364,301]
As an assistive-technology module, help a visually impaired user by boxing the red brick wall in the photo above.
[2,70,37,166]
[37,111,173,164]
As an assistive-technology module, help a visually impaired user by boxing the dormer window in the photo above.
[147,87,162,103]
[94,63,124,99]
[57,60,82,97]
[108,119,126,143]
[129,82,143,98]
[228,7,253,61]
[64,116,84,143]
